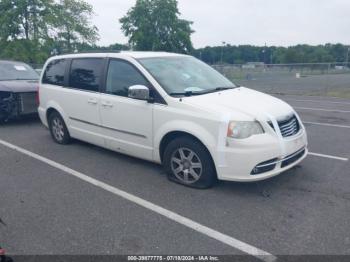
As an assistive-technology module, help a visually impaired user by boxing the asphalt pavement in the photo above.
[1,94,350,260]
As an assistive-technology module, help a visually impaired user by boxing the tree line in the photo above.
[79,43,350,65]
[0,0,349,65]
[193,44,350,65]
[0,0,99,64]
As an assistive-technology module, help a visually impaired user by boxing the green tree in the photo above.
[327,43,348,62]
[0,0,99,63]
[194,44,348,65]
[0,0,56,63]
[0,0,56,41]
[54,0,99,53]
[120,0,194,53]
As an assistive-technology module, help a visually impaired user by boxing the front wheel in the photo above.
[163,137,216,189]
[48,111,71,145]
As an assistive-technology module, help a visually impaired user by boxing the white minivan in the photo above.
[38,52,308,188]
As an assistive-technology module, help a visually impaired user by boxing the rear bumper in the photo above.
[38,106,48,127]
[214,128,308,182]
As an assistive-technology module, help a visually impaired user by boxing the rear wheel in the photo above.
[48,111,71,144]
[163,136,216,189]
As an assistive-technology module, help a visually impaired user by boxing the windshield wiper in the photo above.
[170,86,238,97]
[200,86,237,94]
[169,91,204,97]
[216,86,237,90]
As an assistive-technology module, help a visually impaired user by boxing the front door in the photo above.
[99,59,154,161]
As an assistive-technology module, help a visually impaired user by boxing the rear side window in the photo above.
[42,59,67,86]
[69,58,103,92]
[106,60,149,97]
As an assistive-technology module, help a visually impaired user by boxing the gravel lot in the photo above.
[1,94,350,261]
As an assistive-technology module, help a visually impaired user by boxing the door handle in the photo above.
[101,101,113,108]
[88,98,98,105]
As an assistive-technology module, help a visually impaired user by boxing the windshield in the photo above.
[0,61,39,81]
[138,56,235,96]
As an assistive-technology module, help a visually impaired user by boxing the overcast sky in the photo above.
[88,0,350,48]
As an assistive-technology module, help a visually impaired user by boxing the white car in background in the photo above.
[38,52,308,188]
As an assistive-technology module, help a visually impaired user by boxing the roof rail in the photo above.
[59,50,125,55]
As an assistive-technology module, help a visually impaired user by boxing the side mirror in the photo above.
[128,85,150,101]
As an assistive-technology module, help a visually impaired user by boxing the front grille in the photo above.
[19,92,37,114]
[278,115,300,137]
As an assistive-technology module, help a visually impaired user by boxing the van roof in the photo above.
[49,51,186,60]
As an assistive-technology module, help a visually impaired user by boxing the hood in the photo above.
[0,80,38,93]
[182,87,295,121]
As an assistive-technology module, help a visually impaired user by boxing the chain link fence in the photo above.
[213,63,350,98]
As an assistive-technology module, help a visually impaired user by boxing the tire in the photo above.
[48,111,71,145]
[163,136,216,189]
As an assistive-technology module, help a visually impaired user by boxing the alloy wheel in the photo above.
[51,117,65,142]
[170,147,203,184]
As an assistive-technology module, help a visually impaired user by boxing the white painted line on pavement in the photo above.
[287,99,350,105]
[295,107,350,113]
[303,121,350,129]
[0,139,276,262]
[308,152,348,162]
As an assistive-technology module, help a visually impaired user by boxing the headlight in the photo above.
[227,121,264,139]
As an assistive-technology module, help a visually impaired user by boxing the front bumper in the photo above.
[0,92,37,120]
[215,128,308,182]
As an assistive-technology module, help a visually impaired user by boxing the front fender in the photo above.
[153,120,218,163]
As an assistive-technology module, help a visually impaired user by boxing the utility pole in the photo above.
[270,53,273,64]
[221,41,226,64]
[262,43,267,64]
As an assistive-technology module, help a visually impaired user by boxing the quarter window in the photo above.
[69,58,103,92]
[42,59,67,86]
[106,60,149,97]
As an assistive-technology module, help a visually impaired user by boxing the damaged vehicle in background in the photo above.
[0,60,39,123]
